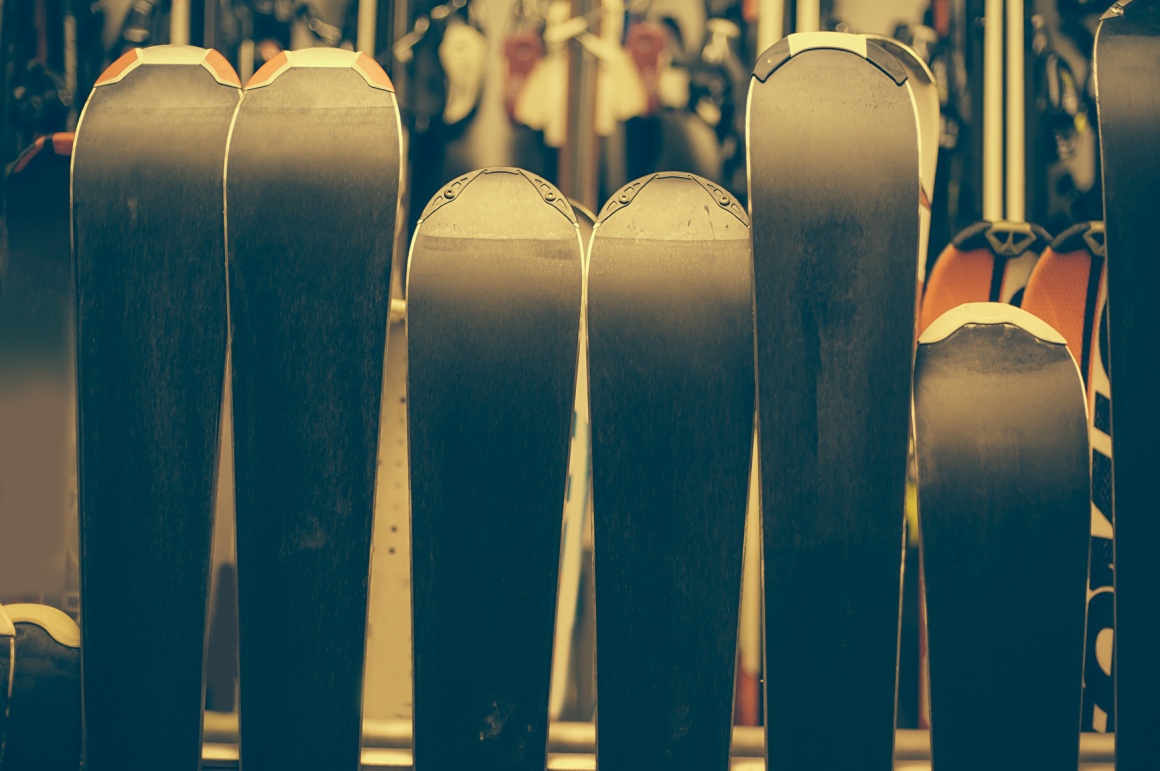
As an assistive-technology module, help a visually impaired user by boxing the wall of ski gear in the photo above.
[0,0,1152,768]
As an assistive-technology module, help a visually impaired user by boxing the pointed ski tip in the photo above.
[95,49,142,87]
[246,51,290,89]
[919,302,1067,346]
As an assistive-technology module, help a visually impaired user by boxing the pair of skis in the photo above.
[72,45,399,770]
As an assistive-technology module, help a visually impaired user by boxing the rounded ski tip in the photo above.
[418,168,576,224]
[246,49,394,91]
[753,32,906,84]
[863,35,934,85]
[51,133,74,156]
[955,220,1053,258]
[597,172,748,228]
[7,132,74,175]
[94,45,240,87]
[0,604,14,638]
[1051,221,1106,257]
[3,605,80,648]
[918,302,1067,346]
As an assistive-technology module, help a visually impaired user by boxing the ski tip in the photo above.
[418,168,576,225]
[863,35,935,85]
[753,32,907,85]
[8,132,73,175]
[918,302,1067,346]
[953,220,1053,258]
[1051,221,1106,257]
[1101,1,1130,21]
[94,46,241,88]
[3,604,80,649]
[0,605,13,638]
[245,49,394,92]
[597,172,748,228]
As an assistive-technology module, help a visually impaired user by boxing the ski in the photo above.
[747,32,917,769]
[71,45,239,771]
[0,606,11,764]
[0,133,74,609]
[918,219,1052,333]
[587,172,752,770]
[914,302,1089,770]
[225,48,401,771]
[1021,221,1115,732]
[2,604,81,771]
[1094,1,1160,764]
[407,167,582,771]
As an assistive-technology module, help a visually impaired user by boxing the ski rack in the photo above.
[197,718,1116,768]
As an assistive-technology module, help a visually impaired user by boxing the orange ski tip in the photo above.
[95,49,142,86]
[52,133,74,156]
[246,52,290,89]
[203,49,241,87]
[10,135,48,174]
[355,53,394,91]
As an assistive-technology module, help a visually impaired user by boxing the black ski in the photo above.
[407,167,582,771]
[71,45,239,771]
[587,172,753,770]
[1094,1,1160,764]
[225,49,401,771]
[913,302,1089,771]
[0,133,74,608]
[747,32,917,769]
[0,605,11,764]
[2,604,81,771]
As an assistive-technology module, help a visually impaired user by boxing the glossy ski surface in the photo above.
[407,167,581,771]
[1095,1,1160,764]
[914,303,1089,771]
[747,32,917,769]
[71,45,239,771]
[225,48,401,771]
[588,172,753,771]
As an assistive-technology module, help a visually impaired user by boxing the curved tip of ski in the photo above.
[2,605,80,649]
[245,49,394,92]
[752,32,907,85]
[596,172,748,228]
[919,302,1067,346]
[0,606,13,639]
[95,46,241,88]
[9,132,73,175]
[416,167,576,225]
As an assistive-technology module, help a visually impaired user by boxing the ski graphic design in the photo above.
[1094,1,1160,765]
[588,172,753,770]
[747,32,917,769]
[1022,221,1115,732]
[914,303,1089,771]
[407,168,582,771]
[225,48,401,771]
[0,133,74,609]
[72,45,239,771]
[3,604,81,771]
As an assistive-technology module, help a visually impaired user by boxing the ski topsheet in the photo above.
[747,32,917,769]
[71,45,238,771]
[588,172,752,770]
[407,168,581,771]
[1094,1,1160,764]
[225,49,400,771]
[0,605,11,765]
[0,133,74,606]
[914,302,1089,771]
[2,604,81,771]
[1021,222,1115,732]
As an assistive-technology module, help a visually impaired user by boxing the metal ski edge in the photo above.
[415,167,577,225]
[752,32,907,85]
[595,172,748,226]
[2,605,80,649]
[918,301,1067,346]
[93,45,240,88]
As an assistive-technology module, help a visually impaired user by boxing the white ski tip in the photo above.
[919,302,1067,346]
[3,605,81,649]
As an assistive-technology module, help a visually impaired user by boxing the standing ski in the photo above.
[0,605,11,764]
[587,172,753,770]
[1094,1,1160,765]
[225,49,401,771]
[747,32,917,769]
[407,168,582,771]
[72,45,239,771]
[1021,222,1115,732]
[914,303,1089,771]
[0,133,74,610]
